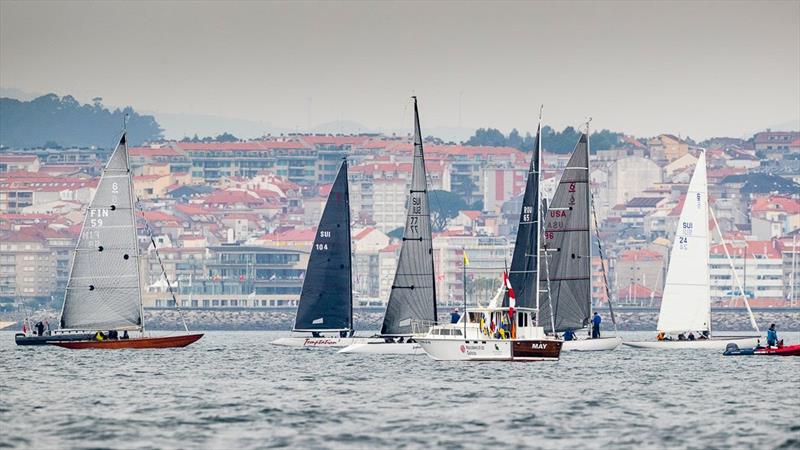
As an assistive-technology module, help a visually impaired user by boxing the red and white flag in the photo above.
[504,271,516,318]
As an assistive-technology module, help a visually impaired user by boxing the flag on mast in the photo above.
[462,250,469,266]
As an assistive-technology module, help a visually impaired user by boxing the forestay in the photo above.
[539,134,591,332]
[657,152,711,333]
[60,134,143,330]
[381,98,438,335]
[294,160,353,332]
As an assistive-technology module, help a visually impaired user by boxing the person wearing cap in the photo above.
[767,324,778,347]
[450,308,461,324]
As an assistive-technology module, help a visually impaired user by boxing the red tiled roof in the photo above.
[259,228,317,242]
[139,211,181,223]
[353,227,376,240]
[617,283,660,299]
[751,196,800,215]
[129,146,183,157]
[202,189,263,205]
[711,241,781,259]
[0,154,37,163]
[460,210,481,220]
[619,249,663,262]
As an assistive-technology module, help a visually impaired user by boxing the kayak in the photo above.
[723,343,800,356]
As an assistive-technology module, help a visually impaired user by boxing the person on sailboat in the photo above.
[767,324,778,347]
[591,312,601,339]
[563,329,576,341]
[450,308,461,324]
[35,321,44,336]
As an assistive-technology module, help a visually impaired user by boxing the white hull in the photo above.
[417,338,562,361]
[338,341,425,355]
[623,336,760,350]
[562,336,622,352]
[271,336,381,348]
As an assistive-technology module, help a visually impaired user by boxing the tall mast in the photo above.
[535,105,543,327]
[586,118,592,316]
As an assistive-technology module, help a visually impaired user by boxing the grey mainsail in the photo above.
[294,160,353,332]
[508,125,541,310]
[381,98,438,335]
[60,133,143,330]
[538,134,591,332]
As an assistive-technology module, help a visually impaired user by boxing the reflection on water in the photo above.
[1,331,798,449]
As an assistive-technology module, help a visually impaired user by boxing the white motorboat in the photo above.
[624,152,761,350]
[417,307,561,361]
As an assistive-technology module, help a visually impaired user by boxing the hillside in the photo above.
[0,94,163,148]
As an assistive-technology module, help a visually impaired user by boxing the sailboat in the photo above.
[340,97,437,355]
[272,159,381,348]
[538,132,621,351]
[416,118,562,362]
[624,152,760,349]
[15,132,203,349]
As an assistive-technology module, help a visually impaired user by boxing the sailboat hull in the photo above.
[623,336,759,350]
[418,338,562,361]
[562,336,622,351]
[338,341,425,355]
[271,336,382,348]
[15,332,95,346]
[52,333,204,349]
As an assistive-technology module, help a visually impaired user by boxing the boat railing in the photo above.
[411,320,438,335]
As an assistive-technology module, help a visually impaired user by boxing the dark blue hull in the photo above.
[15,333,96,346]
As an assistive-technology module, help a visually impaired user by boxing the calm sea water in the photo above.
[1,330,798,449]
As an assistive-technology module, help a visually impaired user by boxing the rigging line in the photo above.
[138,200,189,333]
[591,192,618,332]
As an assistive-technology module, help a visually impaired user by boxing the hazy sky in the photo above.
[1,1,798,140]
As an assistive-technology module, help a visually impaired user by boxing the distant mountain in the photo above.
[0,94,163,148]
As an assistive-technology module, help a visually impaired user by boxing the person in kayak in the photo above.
[591,312,601,339]
[767,324,778,347]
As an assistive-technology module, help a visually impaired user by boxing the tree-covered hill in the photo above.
[466,126,623,153]
[0,94,163,148]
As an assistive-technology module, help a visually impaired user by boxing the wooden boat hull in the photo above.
[417,338,562,361]
[271,336,383,348]
[562,336,622,352]
[52,333,204,349]
[338,341,425,355]
[624,336,759,350]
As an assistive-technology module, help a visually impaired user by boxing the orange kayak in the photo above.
[52,333,203,349]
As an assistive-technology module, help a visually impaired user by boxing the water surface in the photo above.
[1,331,798,449]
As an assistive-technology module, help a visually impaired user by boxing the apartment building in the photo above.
[709,241,784,301]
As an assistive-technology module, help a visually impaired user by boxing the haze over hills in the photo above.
[1,90,798,149]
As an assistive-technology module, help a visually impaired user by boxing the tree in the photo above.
[429,190,470,231]
[387,227,405,240]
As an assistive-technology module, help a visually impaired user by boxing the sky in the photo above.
[1,0,799,141]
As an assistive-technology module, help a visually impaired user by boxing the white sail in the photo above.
[656,152,711,333]
[60,134,143,331]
